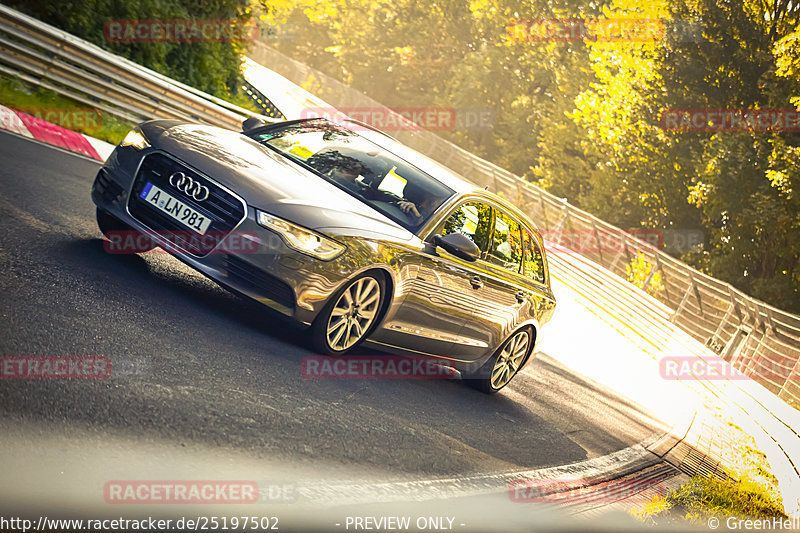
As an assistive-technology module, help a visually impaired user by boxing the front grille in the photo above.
[93,168,124,203]
[223,255,295,310]
[127,152,246,256]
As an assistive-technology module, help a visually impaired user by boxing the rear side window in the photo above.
[440,202,492,253]
[487,211,523,274]
[523,231,546,284]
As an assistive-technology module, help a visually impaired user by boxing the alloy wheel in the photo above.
[325,277,381,351]
[490,330,530,390]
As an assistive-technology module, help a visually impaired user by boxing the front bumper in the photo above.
[91,146,356,326]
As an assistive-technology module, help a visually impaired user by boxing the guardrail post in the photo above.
[470,159,482,188]
[591,219,604,264]
[622,233,632,265]
[689,272,703,316]
[538,191,549,228]
[443,147,455,166]
[727,285,744,324]
[779,358,800,400]
[670,278,693,323]
[550,203,570,249]
[766,308,778,335]
[728,328,751,369]
[655,254,670,301]
[606,230,627,274]
[743,325,768,380]
[642,255,659,293]
[749,299,764,331]
[709,302,734,354]
[515,180,524,210]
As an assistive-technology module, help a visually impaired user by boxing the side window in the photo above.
[439,202,492,252]
[523,230,546,284]
[487,211,523,273]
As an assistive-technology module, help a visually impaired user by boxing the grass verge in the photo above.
[633,475,787,527]
[633,424,787,527]
[0,75,134,145]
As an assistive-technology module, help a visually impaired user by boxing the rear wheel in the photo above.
[465,328,532,394]
[311,273,385,355]
[96,208,155,253]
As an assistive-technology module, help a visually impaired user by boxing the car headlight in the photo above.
[120,129,150,150]
[257,210,346,261]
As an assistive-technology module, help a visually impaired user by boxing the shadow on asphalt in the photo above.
[0,234,664,476]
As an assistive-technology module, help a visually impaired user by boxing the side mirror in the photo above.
[242,117,266,132]
[432,233,481,262]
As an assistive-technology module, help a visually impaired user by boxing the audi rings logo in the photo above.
[169,172,210,201]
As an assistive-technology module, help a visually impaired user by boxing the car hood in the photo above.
[146,122,414,241]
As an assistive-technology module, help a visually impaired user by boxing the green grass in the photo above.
[0,76,133,145]
[633,423,786,527]
[633,475,787,527]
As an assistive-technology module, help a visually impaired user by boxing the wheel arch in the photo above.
[516,323,538,371]
[309,264,396,355]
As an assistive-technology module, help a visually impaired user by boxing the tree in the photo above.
[12,0,256,98]
[660,0,800,311]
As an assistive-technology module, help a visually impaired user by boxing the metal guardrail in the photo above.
[0,4,256,129]
[247,43,800,407]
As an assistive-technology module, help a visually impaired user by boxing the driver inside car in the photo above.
[313,152,428,221]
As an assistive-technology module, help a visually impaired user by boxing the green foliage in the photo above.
[634,425,786,526]
[10,0,261,100]
[626,252,666,298]
[264,0,800,314]
[633,475,787,527]
[657,0,800,312]
[0,75,132,144]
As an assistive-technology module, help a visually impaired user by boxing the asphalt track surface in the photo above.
[0,130,664,484]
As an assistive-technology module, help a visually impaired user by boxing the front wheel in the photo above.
[310,273,385,355]
[465,328,533,394]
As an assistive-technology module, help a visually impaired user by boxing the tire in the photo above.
[465,327,533,394]
[310,273,386,355]
[96,208,156,253]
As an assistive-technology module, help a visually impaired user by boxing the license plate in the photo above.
[139,182,212,235]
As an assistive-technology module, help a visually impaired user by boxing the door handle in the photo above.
[470,276,483,289]
[515,291,526,304]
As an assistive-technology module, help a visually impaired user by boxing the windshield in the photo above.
[250,119,455,232]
